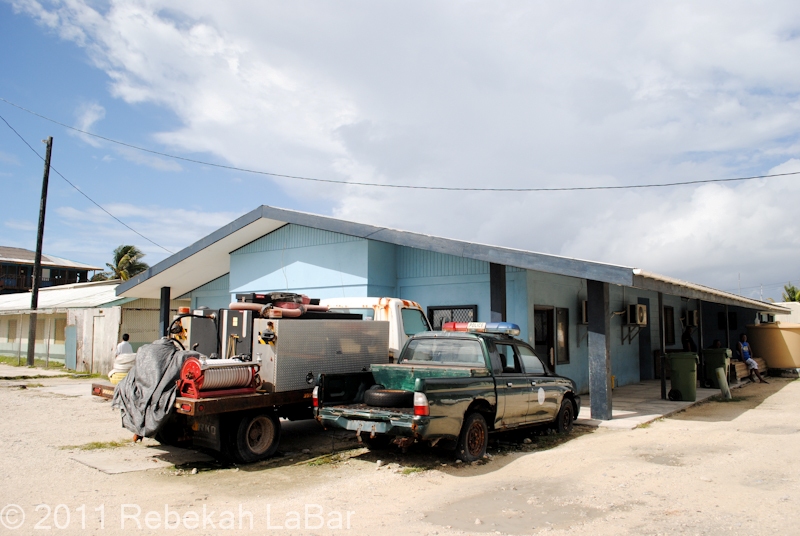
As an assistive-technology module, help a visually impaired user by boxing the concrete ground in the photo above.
[576,380,723,430]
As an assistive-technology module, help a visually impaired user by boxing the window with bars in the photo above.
[427,305,478,330]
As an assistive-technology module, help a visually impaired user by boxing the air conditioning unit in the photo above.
[686,310,699,327]
[580,300,588,324]
[627,304,647,326]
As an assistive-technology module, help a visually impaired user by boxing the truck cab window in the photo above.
[328,308,375,320]
[401,308,431,336]
[496,343,520,373]
[518,345,545,375]
[403,339,484,366]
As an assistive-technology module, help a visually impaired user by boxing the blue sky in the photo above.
[2,1,800,301]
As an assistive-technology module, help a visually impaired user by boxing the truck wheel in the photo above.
[456,412,488,462]
[364,389,414,408]
[554,399,574,434]
[228,412,281,463]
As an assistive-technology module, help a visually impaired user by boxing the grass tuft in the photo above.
[60,440,130,451]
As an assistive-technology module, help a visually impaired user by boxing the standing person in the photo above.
[681,325,698,352]
[737,333,768,383]
[116,333,133,356]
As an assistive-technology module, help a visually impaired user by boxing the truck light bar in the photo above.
[442,322,520,336]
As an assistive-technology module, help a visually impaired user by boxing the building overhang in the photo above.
[632,269,790,314]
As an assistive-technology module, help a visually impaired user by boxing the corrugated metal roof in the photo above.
[0,246,103,270]
[0,280,126,314]
[632,270,789,313]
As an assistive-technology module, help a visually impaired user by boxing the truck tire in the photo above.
[364,389,414,408]
[455,412,488,462]
[554,398,574,434]
[227,412,281,463]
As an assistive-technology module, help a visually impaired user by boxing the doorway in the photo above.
[534,307,555,369]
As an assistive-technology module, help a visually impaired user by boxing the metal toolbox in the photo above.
[252,318,389,393]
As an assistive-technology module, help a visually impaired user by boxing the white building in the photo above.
[0,280,188,374]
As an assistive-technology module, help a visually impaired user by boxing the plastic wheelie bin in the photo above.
[668,352,699,401]
[703,348,732,389]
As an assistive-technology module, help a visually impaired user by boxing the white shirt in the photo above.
[116,341,133,356]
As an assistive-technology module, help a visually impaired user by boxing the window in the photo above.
[496,343,519,373]
[717,312,727,330]
[35,319,45,342]
[664,306,675,345]
[402,338,485,366]
[518,345,545,374]
[427,305,477,330]
[54,318,67,344]
[7,319,17,343]
[400,308,430,336]
[556,308,569,364]
[328,308,375,320]
[728,312,738,331]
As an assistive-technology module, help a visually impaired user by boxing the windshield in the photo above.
[402,338,485,366]
[328,308,375,320]
[401,308,430,336]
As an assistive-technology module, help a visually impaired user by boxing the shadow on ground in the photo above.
[671,377,797,423]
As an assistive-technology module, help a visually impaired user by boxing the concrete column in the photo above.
[159,286,171,337]
[587,279,612,420]
[489,263,506,322]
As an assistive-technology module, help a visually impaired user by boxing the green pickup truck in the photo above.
[314,322,581,462]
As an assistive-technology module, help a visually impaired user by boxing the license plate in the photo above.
[345,420,388,434]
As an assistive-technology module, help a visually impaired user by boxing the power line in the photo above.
[3,96,800,192]
[0,113,173,254]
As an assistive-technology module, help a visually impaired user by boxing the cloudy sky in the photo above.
[1,1,799,301]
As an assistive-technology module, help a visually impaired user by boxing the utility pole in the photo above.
[26,136,53,367]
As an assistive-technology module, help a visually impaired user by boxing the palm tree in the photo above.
[782,283,800,302]
[103,245,149,281]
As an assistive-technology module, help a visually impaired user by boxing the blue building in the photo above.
[116,206,788,420]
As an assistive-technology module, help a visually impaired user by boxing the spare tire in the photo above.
[364,389,414,408]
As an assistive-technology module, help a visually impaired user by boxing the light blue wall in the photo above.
[606,285,660,389]
[367,241,397,297]
[395,246,491,325]
[183,273,231,309]
[229,225,370,299]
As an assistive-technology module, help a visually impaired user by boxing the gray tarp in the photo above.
[111,338,199,437]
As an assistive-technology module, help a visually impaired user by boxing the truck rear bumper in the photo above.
[318,409,434,439]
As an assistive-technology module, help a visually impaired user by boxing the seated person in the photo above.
[736,333,768,384]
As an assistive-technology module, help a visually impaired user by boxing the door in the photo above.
[494,342,531,427]
[65,325,77,371]
[90,316,105,374]
[534,308,555,370]
[517,344,560,422]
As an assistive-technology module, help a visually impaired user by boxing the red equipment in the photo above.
[178,356,260,399]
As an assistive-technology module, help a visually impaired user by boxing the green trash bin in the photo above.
[703,348,732,389]
[668,352,699,401]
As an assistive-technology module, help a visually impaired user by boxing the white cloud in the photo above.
[73,101,105,147]
[54,203,242,266]
[11,0,800,301]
